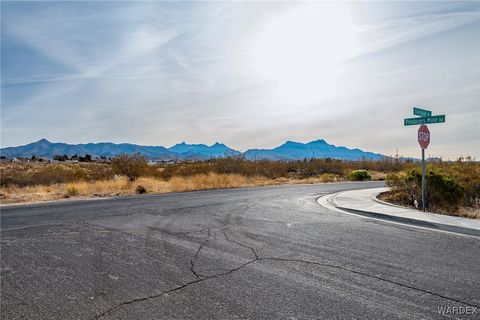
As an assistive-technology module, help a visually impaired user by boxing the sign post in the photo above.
[404,107,444,212]
[418,124,430,212]
[421,148,425,211]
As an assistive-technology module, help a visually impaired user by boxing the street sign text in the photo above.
[413,107,432,117]
[404,115,445,126]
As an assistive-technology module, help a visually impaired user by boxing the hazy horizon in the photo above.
[2,1,479,159]
[1,136,382,155]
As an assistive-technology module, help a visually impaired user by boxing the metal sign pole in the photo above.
[421,148,426,212]
[404,106,444,212]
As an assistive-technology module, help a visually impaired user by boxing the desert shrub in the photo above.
[65,184,79,197]
[385,172,405,191]
[448,161,480,208]
[388,167,465,212]
[386,157,480,211]
[347,170,371,181]
[111,154,148,181]
[402,169,421,205]
[155,157,376,181]
[318,173,338,183]
[136,185,147,194]
[464,179,480,207]
[0,162,114,187]
[425,169,464,211]
[1,164,78,186]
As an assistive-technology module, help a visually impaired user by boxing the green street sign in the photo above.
[413,107,432,117]
[404,115,445,126]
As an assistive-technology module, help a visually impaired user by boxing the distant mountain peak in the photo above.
[244,138,383,161]
[167,141,240,159]
[282,140,303,146]
[308,139,328,145]
[211,142,228,148]
[37,138,51,144]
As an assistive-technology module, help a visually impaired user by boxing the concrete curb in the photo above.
[335,206,480,237]
[325,190,480,238]
[371,191,416,210]
[371,190,438,214]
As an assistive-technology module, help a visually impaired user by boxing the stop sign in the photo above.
[418,124,430,149]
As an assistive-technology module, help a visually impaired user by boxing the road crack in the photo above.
[95,231,478,319]
[259,257,480,309]
[190,228,212,279]
[95,228,257,319]
[222,230,258,260]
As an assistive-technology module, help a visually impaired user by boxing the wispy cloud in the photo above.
[1,1,479,159]
[353,5,480,56]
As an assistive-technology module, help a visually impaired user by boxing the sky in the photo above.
[1,1,479,159]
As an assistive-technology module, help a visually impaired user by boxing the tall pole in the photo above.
[421,148,426,212]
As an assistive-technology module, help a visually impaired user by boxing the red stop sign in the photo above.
[418,124,430,149]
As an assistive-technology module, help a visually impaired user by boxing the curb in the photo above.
[371,190,417,210]
[334,206,480,237]
[371,190,437,214]
[328,191,480,238]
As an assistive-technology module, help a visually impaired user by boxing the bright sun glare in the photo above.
[251,3,358,104]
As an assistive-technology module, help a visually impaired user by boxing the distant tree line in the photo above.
[49,154,110,162]
[52,154,93,162]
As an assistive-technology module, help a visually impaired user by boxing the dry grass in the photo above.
[0,162,113,187]
[455,207,480,220]
[369,171,387,181]
[0,173,341,205]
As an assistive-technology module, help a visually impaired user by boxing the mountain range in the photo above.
[1,139,384,161]
[243,140,383,160]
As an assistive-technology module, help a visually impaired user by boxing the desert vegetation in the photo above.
[382,158,480,218]
[1,156,478,219]
[111,153,149,181]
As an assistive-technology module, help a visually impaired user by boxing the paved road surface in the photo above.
[1,182,479,319]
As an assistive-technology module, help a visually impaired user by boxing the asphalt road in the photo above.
[1,182,479,320]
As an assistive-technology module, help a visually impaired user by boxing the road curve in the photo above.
[1,182,479,319]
